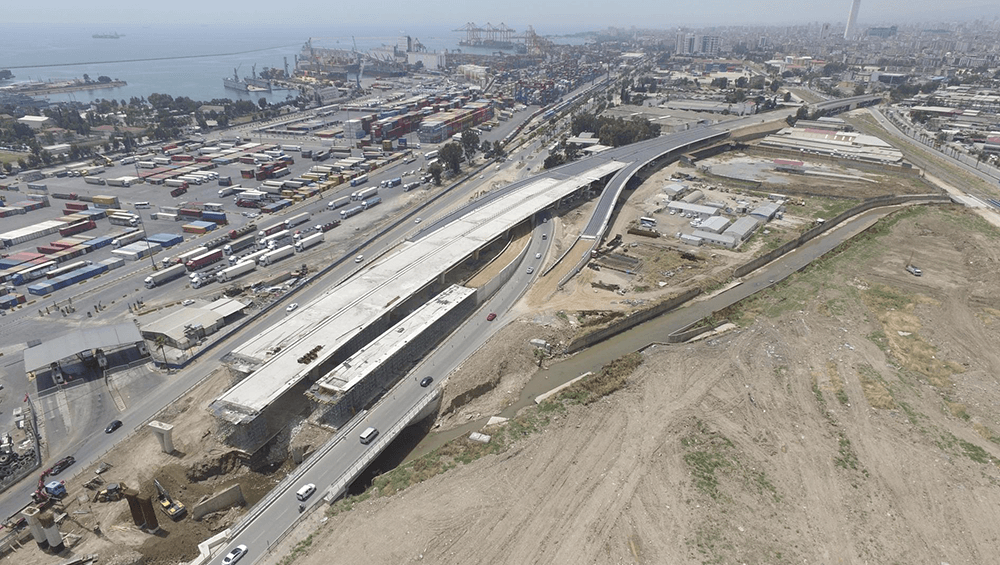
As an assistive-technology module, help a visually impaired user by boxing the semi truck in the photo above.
[340,205,364,219]
[109,213,139,227]
[284,212,311,229]
[263,230,293,250]
[223,237,256,255]
[144,264,187,289]
[84,176,106,185]
[257,222,285,238]
[228,223,257,239]
[112,231,145,247]
[327,196,351,210]
[216,260,256,283]
[294,232,324,252]
[185,249,224,271]
[258,244,294,267]
[362,196,382,209]
[350,174,369,187]
[354,186,378,201]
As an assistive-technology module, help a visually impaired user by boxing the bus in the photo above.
[639,216,657,227]
[423,150,438,160]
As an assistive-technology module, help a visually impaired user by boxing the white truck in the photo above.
[216,260,256,283]
[143,264,187,289]
[284,212,311,229]
[109,213,139,227]
[294,232,324,252]
[258,244,294,267]
[327,196,351,210]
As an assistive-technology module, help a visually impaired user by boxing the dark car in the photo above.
[420,376,433,388]
[486,312,496,321]
[105,420,123,434]
[49,456,75,475]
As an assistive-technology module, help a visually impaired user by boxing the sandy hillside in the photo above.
[269,204,1000,565]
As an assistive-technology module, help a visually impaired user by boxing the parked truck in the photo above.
[362,196,382,210]
[223,237,256,256]
[185,249,224,271]
[284,212,311,229]
[340,205,364,219]
[257,222,285,238]
[112,231,145,247]
[144,264,187,289]
[327,196,351,210]
[227,224,256,241]
[355,186,378,201]
[258,244,294,267]
[216,260,256,282]
[295,232,324,252]
[109,213,139,227]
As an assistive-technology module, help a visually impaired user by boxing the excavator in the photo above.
[154,479,186,520]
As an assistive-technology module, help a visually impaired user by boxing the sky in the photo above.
[5,0,1000,28]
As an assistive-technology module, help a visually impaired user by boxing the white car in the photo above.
[414,218,422,224]
[286,303,299,313]
[182,299,195,306]
[222,545,247,565]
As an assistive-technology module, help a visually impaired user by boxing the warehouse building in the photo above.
[723,216,761,241]
[666,201,719,220]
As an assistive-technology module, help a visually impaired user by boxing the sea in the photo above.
[1,23,585,106]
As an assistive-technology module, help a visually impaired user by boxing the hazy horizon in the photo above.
[5,1,1000,29]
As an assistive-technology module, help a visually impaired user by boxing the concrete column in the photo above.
[147,421,175,454]
[21,506,48,550]
[38,512,63,553]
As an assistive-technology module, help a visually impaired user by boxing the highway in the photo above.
[218,218,557,565]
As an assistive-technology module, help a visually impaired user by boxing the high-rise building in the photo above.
[844,0,861,40]
[700,36,721,56]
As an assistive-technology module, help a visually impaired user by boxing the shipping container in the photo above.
[145,233,184,248]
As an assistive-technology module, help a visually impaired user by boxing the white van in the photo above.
[359,427,379,445]
[296,483,316,501]
[134,202,151,209]
[355,255,363,263]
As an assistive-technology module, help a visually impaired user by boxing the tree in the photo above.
[83,73,91,83]
[853,84,866,96]
[491,140,504,159]
[97,75,112,83]
[480,139,492,156]
[461,130,479,160]
[543,152,566,169]
[439,142,463,174]
[783,92,792,102]
[428,162,444,185]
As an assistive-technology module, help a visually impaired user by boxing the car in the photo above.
[105,420,123,434]
[420,376,434,387]
[181,299,195,306]
[486,312,497,321]
[222,544,247,565]
[535,252,542,259]
[355,255,364,263]
[296,483,316,501]
[49,456,75,475]
[526,267,534,274]
[414,218,422,224]
[286,303,299,312]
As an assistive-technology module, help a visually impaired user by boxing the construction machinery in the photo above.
[154,479,187,520]
[96,483,125,502]
[31,468,67,505]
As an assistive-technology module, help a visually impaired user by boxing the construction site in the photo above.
[6,102,1000,565]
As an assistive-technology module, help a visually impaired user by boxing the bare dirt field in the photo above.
[268,204,1000,565]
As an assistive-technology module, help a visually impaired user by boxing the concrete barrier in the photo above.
[192,484,245,521]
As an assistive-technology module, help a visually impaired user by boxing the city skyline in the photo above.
[5,0,1000,27]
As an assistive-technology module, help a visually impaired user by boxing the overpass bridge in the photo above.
[810,94,883,116]
[210,127,730,453]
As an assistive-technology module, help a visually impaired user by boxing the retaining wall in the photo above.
[192,484,245,521]
[565,287,701,354]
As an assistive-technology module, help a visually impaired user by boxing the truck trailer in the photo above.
[223,237,256,255]
[284,212,311,229]
[216,260,256,282]
[294,232,324,252]
[258,245,294,266]
[144,264,187,289]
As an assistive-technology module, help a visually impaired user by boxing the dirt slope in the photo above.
[271,204,1000,565]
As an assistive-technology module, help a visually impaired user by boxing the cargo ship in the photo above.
[93,32,123,39]
[223,65,272,92]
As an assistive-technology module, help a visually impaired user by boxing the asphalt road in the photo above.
[219,214,557,565]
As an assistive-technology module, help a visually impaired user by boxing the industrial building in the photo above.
[698,216,730,234]
[691,230,736,248]
[140,298,248,350]
[723,216,761,241]
[758,126,903,165]
[666,201,719,220]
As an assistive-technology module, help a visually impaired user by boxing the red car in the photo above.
[486,312,496,321]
